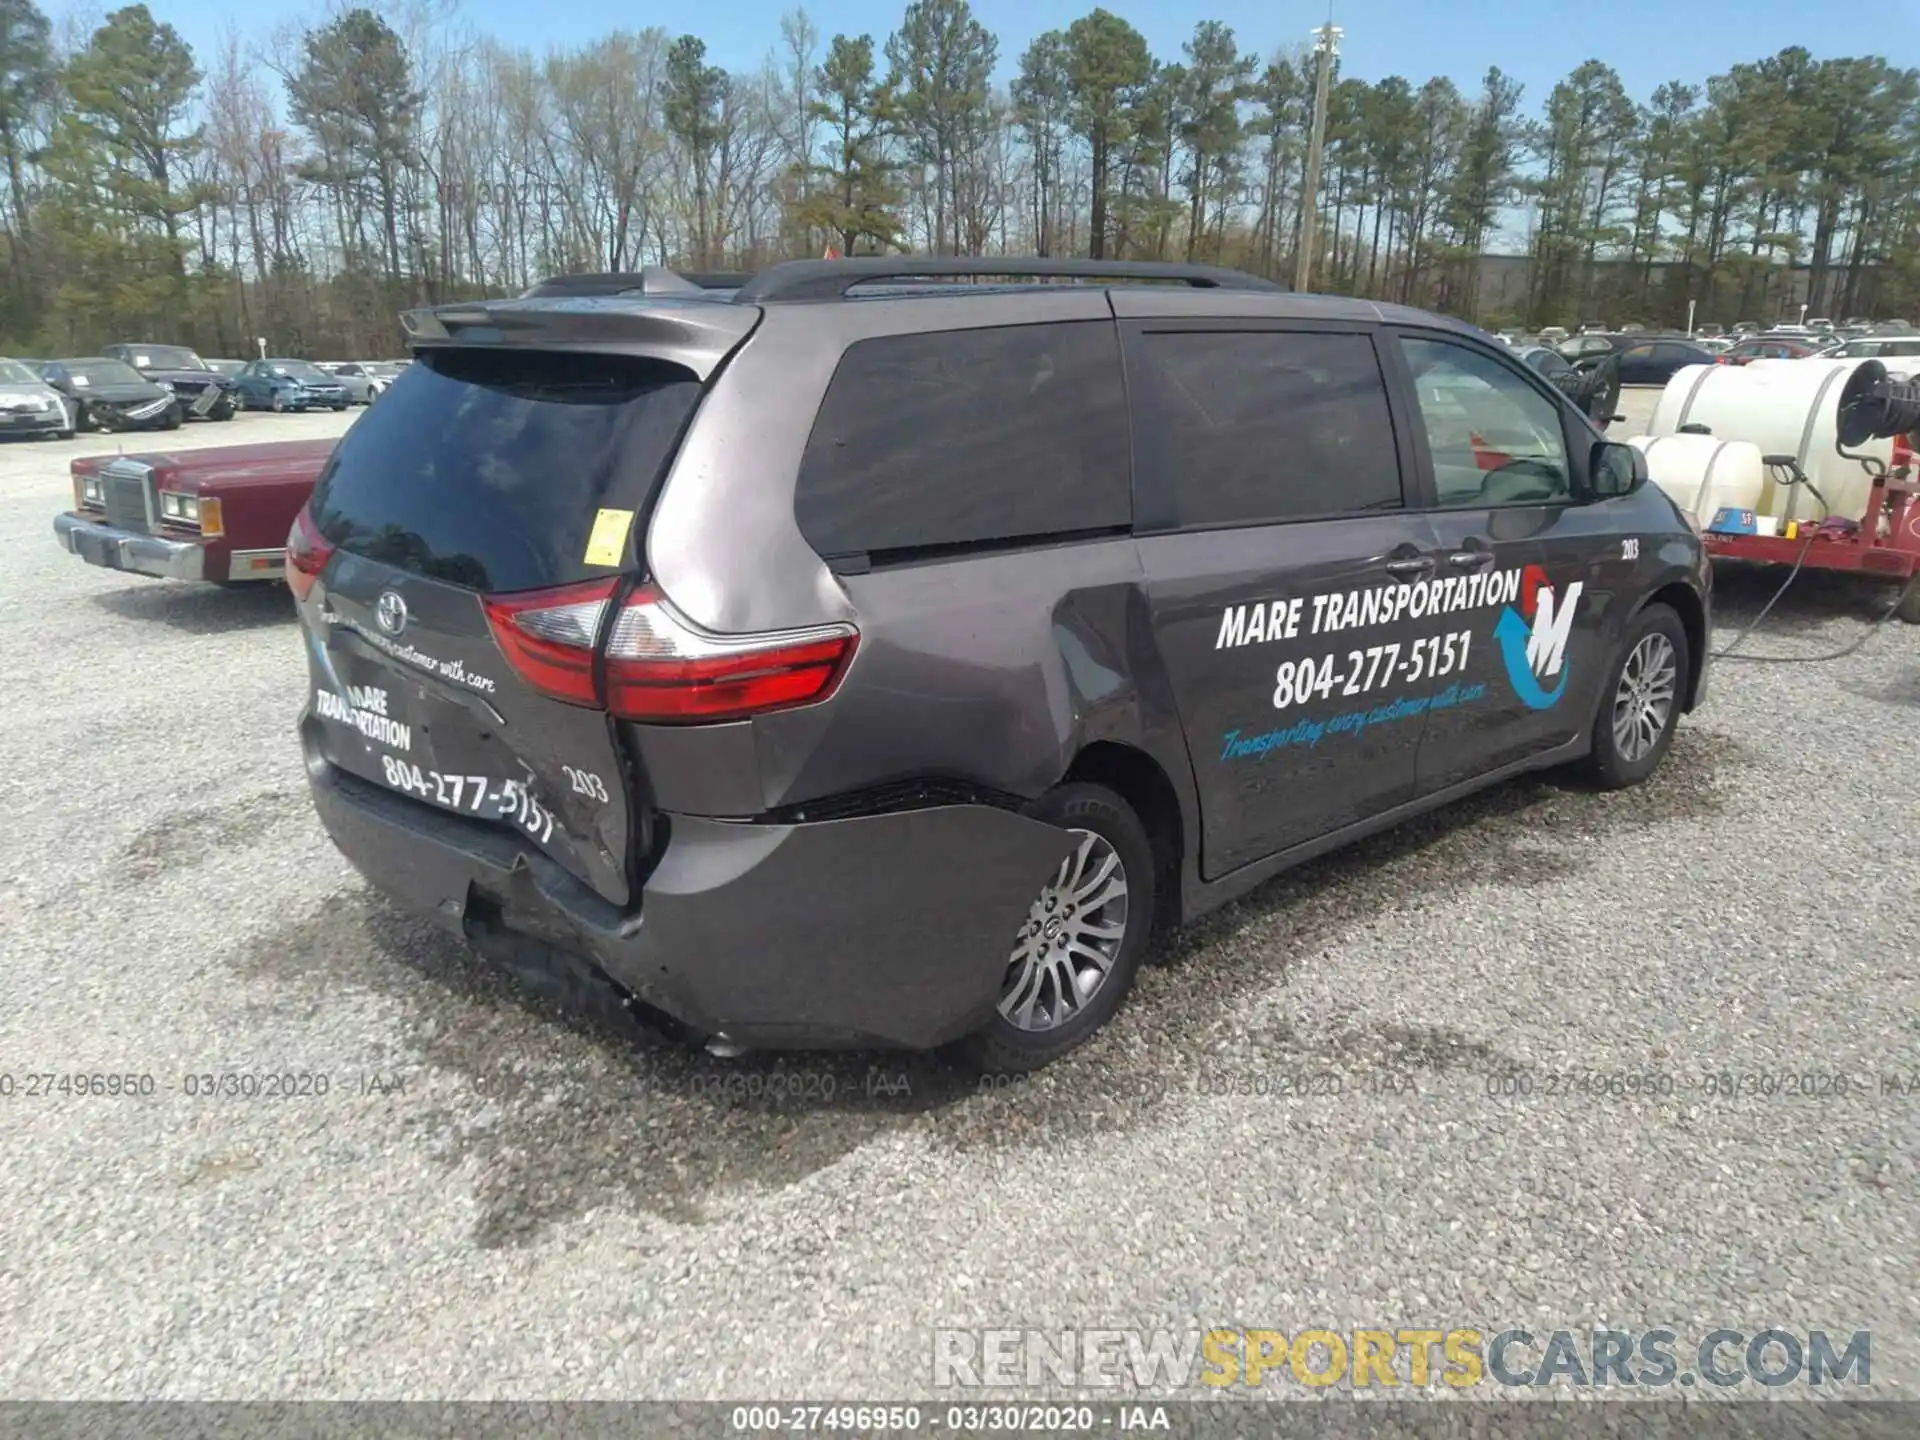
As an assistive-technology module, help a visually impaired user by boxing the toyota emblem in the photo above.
[374,590,408,636]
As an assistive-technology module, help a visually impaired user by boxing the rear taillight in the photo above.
[481,578,615,709]
[286,508,334,602]
[484,580,858,723]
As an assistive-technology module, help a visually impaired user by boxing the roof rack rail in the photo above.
[732,256,1287,305]
[520,268,750,299]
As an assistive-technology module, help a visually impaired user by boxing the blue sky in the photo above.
[139,0,1920,108]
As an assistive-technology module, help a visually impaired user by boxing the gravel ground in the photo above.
[0,394,1915,1403]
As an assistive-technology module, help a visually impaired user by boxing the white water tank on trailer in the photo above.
[1647,359,1894,523]
[1626,434,1767,528]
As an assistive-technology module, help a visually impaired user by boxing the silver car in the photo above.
[330,361,404,403]
[0,358,75,437]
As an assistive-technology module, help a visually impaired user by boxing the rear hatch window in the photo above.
[309,347,703,591]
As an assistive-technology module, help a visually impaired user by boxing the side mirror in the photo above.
[1589,439,1642,499]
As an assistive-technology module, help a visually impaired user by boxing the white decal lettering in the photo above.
[314,688,412,751]
[1526,582,1583,679]
[1210,566,1529,651]
[1215,606,1249,650]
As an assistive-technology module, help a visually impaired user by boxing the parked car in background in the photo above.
[101,342,239,422]
[1717,336,1823,366]
[1537,325,1569,346]
[1514,344,1622,427]
[206,359,246,376]
[1695,323,1725,339]
[0,357,76,438]
[1557,333,1619,361]
[233,358,351,412]
[1610,337,1718,385]
[325,361,396,404]
[1832,335,1920,360]
[1693,337,1732,354]
[1730,321,1761,336]
[36,358,182,432]
[1806,317,1835,332]
[55,437,337,586]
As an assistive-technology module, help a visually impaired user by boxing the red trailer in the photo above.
[1697,408,1920,625]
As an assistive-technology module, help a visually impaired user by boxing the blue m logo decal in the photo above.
[1495,577,1582,711]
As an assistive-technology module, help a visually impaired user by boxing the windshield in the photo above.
[0,360,42,385]
[130,345,207,371]
[67,361,144,386]
[271,360,326,380]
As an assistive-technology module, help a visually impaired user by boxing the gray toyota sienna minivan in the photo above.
[293,257,1710,1071]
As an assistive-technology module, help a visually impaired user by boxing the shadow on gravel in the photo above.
[233,727,1754,1246]
[90,581,294,634]
[1709,561,1906,633]
[119,786,301,883]
[1854,667,1920,709]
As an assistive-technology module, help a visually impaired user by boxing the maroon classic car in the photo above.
[56,437,336,585]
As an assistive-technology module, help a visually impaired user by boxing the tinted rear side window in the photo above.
[795,321,1130,559]
[309,348,701,593]
[1128,329,1402,530]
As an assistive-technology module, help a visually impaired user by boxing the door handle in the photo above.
[1384,555,1435,579]
[1446,549,1496,570]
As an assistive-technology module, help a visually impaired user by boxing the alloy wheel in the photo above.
[1612,632,1677,762]
[997,828,1129,1033]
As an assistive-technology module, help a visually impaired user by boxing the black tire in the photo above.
[331,403,347,412]
[55,429,73,440]
[161,402,183,430]
[1895,577,1920,626]
[212,397,235,421]
[953,782,1156,1074]
[1587,361,1621,427]
[1579,602,1689,790]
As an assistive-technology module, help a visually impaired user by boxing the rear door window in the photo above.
[308,347,702,593]
[794,321,1130,560]
[1126,328,1403,530]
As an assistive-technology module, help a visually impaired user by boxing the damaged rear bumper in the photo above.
[307,762,1074,1051]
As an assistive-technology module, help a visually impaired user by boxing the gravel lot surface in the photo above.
[0,394,1915,1402]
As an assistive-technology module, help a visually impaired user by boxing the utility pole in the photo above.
[1294,22,1342,293]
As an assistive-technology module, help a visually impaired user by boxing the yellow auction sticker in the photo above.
[583,507,635,567]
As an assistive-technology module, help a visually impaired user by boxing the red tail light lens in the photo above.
[483,579,858,723]
[482,578,616,709]
[286,508,335,601]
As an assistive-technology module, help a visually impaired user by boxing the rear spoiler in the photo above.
[399,298,760,382]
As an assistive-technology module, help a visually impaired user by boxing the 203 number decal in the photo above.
[561,765,610,802]
[1272,629,1472,711]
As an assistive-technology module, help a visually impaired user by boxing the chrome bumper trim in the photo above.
[54,513,205,582]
